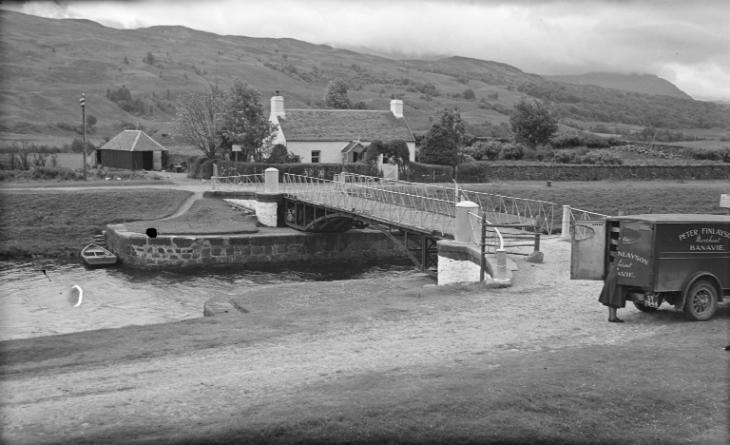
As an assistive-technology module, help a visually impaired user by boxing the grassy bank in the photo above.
[0,189,192,258]
[123,198,259,235]
[465,180,729,215]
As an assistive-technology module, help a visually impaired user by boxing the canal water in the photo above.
[0,260,418,341]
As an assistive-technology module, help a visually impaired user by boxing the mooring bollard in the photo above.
[561,205,571,241]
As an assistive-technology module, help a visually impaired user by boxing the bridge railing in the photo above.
[211,173,265,191]
[341,173,556,234]
[282,173,454,235]
[564,206,609,240]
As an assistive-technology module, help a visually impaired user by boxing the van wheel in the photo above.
[633,301,657,312]
[684,279,718,321]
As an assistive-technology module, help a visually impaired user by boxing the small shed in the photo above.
[97,130,168,170]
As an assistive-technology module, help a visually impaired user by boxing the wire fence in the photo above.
[211,174,265,191]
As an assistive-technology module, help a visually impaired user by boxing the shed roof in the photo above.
[99,130,167,152]
[278,109,415,142]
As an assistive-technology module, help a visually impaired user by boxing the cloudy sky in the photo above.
[6,0,730,101]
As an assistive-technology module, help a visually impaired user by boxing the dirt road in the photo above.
[1,237,728,444]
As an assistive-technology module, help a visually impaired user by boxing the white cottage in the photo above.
[268,95,416,164]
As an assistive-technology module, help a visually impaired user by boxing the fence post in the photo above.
[561,205,571,241]
[480,211,487,282]
[211,176,216,191]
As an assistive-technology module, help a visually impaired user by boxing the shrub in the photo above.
[187,156,208,178]
[498,143,524,160]
[199,159,215,179]
[30,166,82,180]
[405,162,453,182]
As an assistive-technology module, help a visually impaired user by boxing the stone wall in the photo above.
[106,226,408,269]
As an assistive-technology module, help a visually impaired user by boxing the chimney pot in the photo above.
[390,99,404,118]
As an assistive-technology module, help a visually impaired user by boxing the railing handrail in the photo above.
[468,211,504,251]
[568,206,609,218]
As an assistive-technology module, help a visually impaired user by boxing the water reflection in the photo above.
[0,260,417,341]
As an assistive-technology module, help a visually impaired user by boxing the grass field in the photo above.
[464,180,730,216]
[0,189,192,258]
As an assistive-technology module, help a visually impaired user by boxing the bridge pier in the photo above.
[255,167,283,227]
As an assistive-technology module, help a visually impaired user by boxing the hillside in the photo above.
[542,72,693,100]
[1,9,728,149]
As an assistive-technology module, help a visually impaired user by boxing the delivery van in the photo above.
[571,214,730,321]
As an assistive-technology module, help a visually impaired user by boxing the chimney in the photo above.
[390,99,403,118]
[270,91,285,122]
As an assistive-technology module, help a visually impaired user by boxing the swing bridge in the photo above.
[211,172,557,270]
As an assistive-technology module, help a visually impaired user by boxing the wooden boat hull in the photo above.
[81,244,118,267]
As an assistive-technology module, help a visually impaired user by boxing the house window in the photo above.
[311,150,321,163]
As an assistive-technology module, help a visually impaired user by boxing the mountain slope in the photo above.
[0,9,727,146]
[542,72,693,100]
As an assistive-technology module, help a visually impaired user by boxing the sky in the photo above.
[5,0,730,102]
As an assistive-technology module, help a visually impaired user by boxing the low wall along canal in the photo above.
[106,226,408,269]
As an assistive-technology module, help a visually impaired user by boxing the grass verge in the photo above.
[123,198,258,235]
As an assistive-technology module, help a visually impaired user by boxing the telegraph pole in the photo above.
[79,93,87,180]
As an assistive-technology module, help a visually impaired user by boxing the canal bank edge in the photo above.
[105,224,410,269]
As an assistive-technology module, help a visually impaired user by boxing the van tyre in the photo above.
[684,279,718,321]
[633,301,657,313]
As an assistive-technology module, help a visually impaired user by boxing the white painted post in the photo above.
[455,201,479,244]
[494,248,508,279]
[720,194,730,215]
[264,167,279,193]
[561,205,571,241]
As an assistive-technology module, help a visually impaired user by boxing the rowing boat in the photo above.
[80,243,118,267]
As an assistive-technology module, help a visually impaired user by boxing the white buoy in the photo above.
[69,284,84,307]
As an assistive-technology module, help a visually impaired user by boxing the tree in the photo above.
[219,80,275,162]
[324,79,351,109]
[176,81,275,161]
[419,109,466,177]
[509,99,558,148]
[176,86,226,159]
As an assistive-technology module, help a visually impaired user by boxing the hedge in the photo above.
[405,161,730,182]
[192,161,379,180]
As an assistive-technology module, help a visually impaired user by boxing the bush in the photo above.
[187,156,208,178]
[199,159,215,179]
[30,167,83,180]
[199,161,379,181]
[498,143,524,160]
[405,162,453,182]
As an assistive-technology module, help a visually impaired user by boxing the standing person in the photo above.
[599,263,626,323]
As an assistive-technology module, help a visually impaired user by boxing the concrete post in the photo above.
[264,167,279,193]
[561,205,571,241]
[454,201,479,244]
[494,248,508,279]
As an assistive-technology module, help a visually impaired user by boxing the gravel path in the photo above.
[1,236,727,444]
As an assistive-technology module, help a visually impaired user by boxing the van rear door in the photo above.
[570,220,606,280]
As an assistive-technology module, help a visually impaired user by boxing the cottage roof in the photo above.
[99,130,167,152]
[278,109,415,142]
